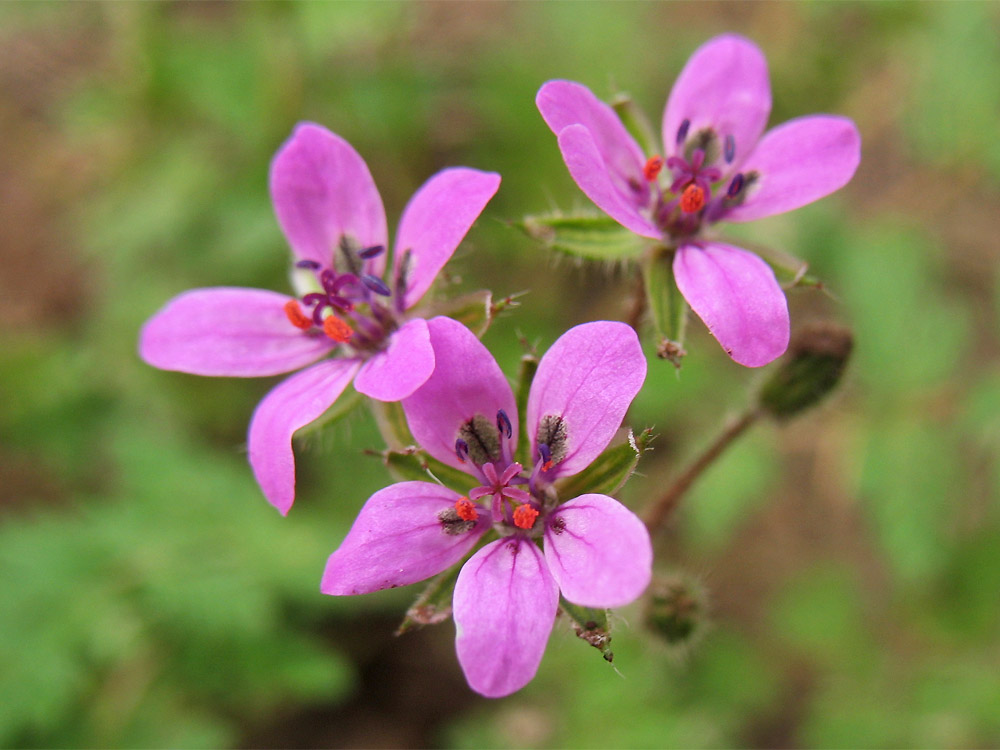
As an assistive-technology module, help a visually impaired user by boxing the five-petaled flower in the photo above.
[139,123,500,514]
[321,316,652,697]
[537,34,861,367]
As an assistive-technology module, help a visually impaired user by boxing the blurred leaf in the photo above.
[770,562,872,666]
[860,419,960,583]
[683,432,779,552]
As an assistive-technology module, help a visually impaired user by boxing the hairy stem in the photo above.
[644,407,761,535]
[625,268,647,335]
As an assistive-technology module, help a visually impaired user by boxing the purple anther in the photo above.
[358,244,385,260]
[295,260,321,270]
[676,118,691,145]
[724,134,736,163]
[496,409,512,440]
[727,172,745,198]
[538,443,551,465]
[455,439,470,463]
[361,274,392,296]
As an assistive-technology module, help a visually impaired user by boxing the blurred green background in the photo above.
[2,2,999,747]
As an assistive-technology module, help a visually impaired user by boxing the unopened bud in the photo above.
[758,322,853,419]
[646,574,707,648]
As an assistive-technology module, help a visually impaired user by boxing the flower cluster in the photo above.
[140,123,499,514]
[138,34,860,698]
[322,317,651,697]
[537,34,860,366]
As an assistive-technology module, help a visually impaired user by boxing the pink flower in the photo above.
[139,123,500,514]
[321,316,652,697]
[537,34,861,367]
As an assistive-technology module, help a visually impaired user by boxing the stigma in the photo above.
[512,504,539,530]
[643,156,664,182]
[322,315,353,342]
[679,184,706,213]
[284,300,313,330]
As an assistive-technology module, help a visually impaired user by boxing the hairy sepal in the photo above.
[517,213,647,261]
[383,447,472,495]
[643,248,688,368]
[554,427,652,499]
[560,598,614,662]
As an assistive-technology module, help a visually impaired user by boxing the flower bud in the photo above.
[758,322,853,419]
[646,574,707,648]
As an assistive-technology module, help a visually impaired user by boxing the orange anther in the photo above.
[542,459,554,472]
[322,315,353,343]
[679,183,706,213]
[512,504,539,530]
[643,155,664,182]
[284,300,313,330]
[455,497,478,522]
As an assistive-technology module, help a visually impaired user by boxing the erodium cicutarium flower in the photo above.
[536,34,861,367]
[321,317,652,697]
[139,123,500,514]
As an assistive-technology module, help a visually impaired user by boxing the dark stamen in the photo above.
[727,172,745,198]
[724,134,736,163]
[496,409,512,440]
[538,443,551,464]
[676,118,690,145]
[295,260,321,270]
[455,439,469,463]
[361,274,392,296]
[358,244,385,259]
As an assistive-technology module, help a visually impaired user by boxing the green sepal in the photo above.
[720,235,823,289]
[554,427,653,499]
[560,598,614,662]
[515,352,539,466]
[383,448,472,495]
[642,247,688,368]
[610,92,660,157]
[370,399,414,451]
[294,387,364,437]
[396,565,461,635]
[424,289,495,337]
[516,213,647,261]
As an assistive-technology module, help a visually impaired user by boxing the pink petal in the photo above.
[723,115,862,222]
[248,358,360,515]
[544,494,652,608]
[673,242,789,368]
[354,318,435,401]
[321,481,488,595]
[663,34,771,168]
[402,316,516,472]
[139,287,336,377]
[526,321,646,478]
[393,168,501,310]
[537,80,650,206]
[269,122,388,271]
[453,537,559,698]
[555,124,662,239]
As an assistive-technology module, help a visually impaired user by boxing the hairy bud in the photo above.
[758,322,853,419]
[646,574,707,648]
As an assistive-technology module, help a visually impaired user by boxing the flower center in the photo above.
[454,408,555,534]
[282,237,406,351]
